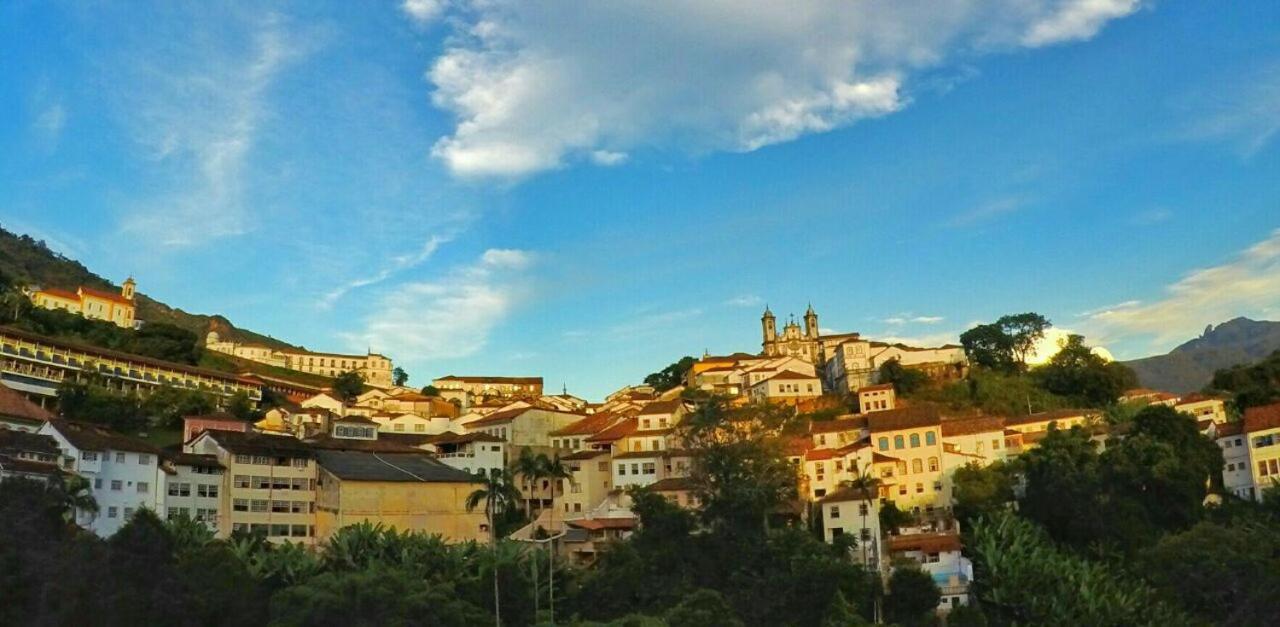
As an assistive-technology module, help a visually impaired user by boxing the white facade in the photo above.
[1216,428,1255,500]
[39,422,166,537]
[163,457,225,532]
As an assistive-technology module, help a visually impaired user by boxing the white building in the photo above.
[888,532,974,613]
[161,452,225,531]
[818,485,884,566]
[1213,421,1255,500]
[419,432,505,476]
[39,420,166,536]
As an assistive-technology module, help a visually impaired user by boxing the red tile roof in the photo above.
[36,287,80,301]
[638,399,685,415]
[889,532,962,554]
[551,412,624,437]
[1003,408,1096,427]
[46,420,161,455]
[646,477,695,492]
[1214,421,1245,437]
[1244,403,1280,434]
[586,417,638,443]
[566,517,636,531]
[940,416,1006,437]
[435,375,543,384]
[809,416,867,434]
[0,382,54,424]
[858,383,895,393]
[865,405,942,433]
[78,286,133,305]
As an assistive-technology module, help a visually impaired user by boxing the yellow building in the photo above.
[204,332,395,388]
[867,406,946,515]
[1244,403,1280,500]
[313,450,486,543]
[28,278,137,329]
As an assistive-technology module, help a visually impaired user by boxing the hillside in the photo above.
[1124,317,1280,392]
[0,224,298,351]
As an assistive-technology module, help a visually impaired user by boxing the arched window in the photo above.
[909,434,921,448]
[912,459,923,474]
[928,457,939,472]
[878,437,889,451]
[925,431,937,446]
[894,435,905,449]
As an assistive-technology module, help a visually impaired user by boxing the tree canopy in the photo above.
[644,356,697,392]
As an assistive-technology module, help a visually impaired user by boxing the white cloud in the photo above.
[913,316,945,324]
[320,233,454,308]
[883,314,944,325]
[1177,63,1280,158]
[402,0,447,25]
[1083,229,1280,353]
[946,196,1027,228]
[117,14,310,246]
[34,103,66,146]
[876,330,963,348]
[724,295,763,307]
[419,1,1139,179]
[346,248,535,360]
[590,150,629,166]
[609,308,703,336]
[1130,208,1172,226]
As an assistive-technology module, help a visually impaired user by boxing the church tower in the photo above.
[804,303,819,340]
[762,305,777,351]
[121,277,136,300]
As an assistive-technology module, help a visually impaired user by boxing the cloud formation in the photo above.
[1083,229,1280,352]
[320,233,454,308]
[419,1,1141,179]
[346,248,534,360]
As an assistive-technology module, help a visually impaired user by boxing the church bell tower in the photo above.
[762,305,777,352]
[804,303,819,340]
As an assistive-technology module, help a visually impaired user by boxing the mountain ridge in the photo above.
[1123,317,1280,393]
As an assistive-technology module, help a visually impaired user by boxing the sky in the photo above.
[1,1,1278,400]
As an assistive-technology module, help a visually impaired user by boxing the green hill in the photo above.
[1123,317,1280,392]
[0,224,298,351]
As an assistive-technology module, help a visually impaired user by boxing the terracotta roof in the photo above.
[0,381,54,424]
[809,416,867,434]
[465,406,535,428]
[551,412,624,437]
[858,383,895,393]
[566,517,636,531]
[613,449,669,460]
[203,430,315,456]
[164,451,223,469]
[435,375,543,384]
[646,477,695,492]
[316,450,479,483]
[889,532,962,554]
[1244,403,1280,434]
[45,420,161,455]
[940,416,1006,437]
[783,436,815,456]
[639,399,685,415]
[305,434,426,454]
[562,449,609,461]
[1176,393,1222,406]
[586,417,639,442]
[1003,408,1095,427]
[871,451,902,464]
[0,457,61,475]
[1214,421,1245,438]
[757,371,821,383]
[805,448,841,461]
[390,392,433,402]
[182,412,246,424]
[818,485,877,504]
[78,286,134,305]
[418,432,504,445]
[35,287,80,301]
[865,406,942,433]
[335,415,378,426]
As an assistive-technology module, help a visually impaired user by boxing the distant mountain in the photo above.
[0,224,298,351]
[1124,318,1280,393]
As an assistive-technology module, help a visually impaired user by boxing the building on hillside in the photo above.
[431,375,543,408]
[1213,421,1254,500]
[646,476,700,509]
[1174,395,1228,424]
[415,432,505,476]
[186,430,318,544]
[888,532,973,613]
[549,412,629,452]
[39,420,166,536]
[857,384,896,413]
[818,486,883,564]
[867,406,946,517]
[559,449,613,517]
[0,429,61,483]
[462,406,582,448]
[748,371,822,404]
[255,407,333,439]
[301,392,346,415]
[0,380,53,431]
[27,278,138,329]
[0,326,263,406]
[204,331,394,388]
[1243,403,1280,502]
[808,416,868,450]
[161,452,224,531]
[1001,409,1097,435]
[182,413,250,445]
[313,450,485,543]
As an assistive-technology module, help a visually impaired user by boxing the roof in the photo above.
[1214,421,1245,438]
[1176,393,1222,406]
[315,450,480,483]
[464,406,574,429]
[551,412,624,437]
[305,434,427,454]
[203,430,315,457]
[871,451,902,464]
[1003,408,1095,427]
[889,532,963,554]
[566,517,636,531]
[0,429,60,455]
[638,399,685,415]
[45,420,161,455]
[0,381,54,424]
[805,448,841,461]
[613,449,669,460]
[419,432,504,445]
[78,286,134,305]
[1244,403,1280,434]
[164,451,223,469]
[390,392,433,402]
[562,449,609,461]
[865,405,942,433]
[0,457,61,475]
[335,415,378,426]
[35,287,80,301]
[809,416,867,434]
[646,477,695,492]
[858,384,895,393]
[818,485,877,504]
[756,371,820,384]
[435,375,543,385]
[940,416,1006,437]
[183,413,248,424]
[586,417,639,442]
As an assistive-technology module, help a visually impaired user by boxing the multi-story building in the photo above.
[559,449,614,517]
[0,380,53,431]
[0,429,61,483]
[888,532,974,612]
[415,432,505,477]
[313,449,486,543]
[462,405,582,448]
[186,430,318,544]
[1214,421,1254,500]
[867,407,946,516]
[1244,403,1280,501]
[857,384,896,413]
[39,420,166,536]
[161,452,225,531]
[431,375,544,408]
[748,370,823,404]
[0,326,263,407]
[204,331,394,388]
[818,485,883,562]
[27,277,137,329]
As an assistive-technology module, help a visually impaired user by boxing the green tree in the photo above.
[878,500,911,536]
[422,384,441,396]
[139,385,217,429]
[225,390,260,421]
[270,565,488,627]
[951,461,1015,525]
[467,468,521,626]
[884,565,940,626]
[393,366,409,387]
[878,359,928,396]
[959,323,1015,372]
[664,589,744,627]
[1032,334,1136,407]
[511,447,546,519]
[1209,349,1280,409]
[1141,521,1280,626]
[996,312,1051,369]
[332,371,364,403]
[644,356,697,392]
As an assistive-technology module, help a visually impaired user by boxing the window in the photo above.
[123,507,134,518]
[82,451,98,461]
[250,500,269,513]
[107,506,118,518]
[138,454,151,465]
[270,524,290,537]
[415,424,425,432]
[928,457,939,472]
[116,452,126,463]
[253,476,271,490]
[198,484,218,498]
[137,482,149,494]
[111,480,123,491]
[252,456,270,465]
[394,424,405,432]
[976,441,985,453]
[878,437,889,451]
[925,431,936,446]
[992,439,1001,450]
[859,503,868,516]
[291,525,309,537]
[910,434,921,448]
[898,485,907,496]
[1254,434,1276,448]
[631,463,640,475]
[234,475,250,488]
[234,454,252,464]
[642,462,656,475]
[233,499,249,512]
[818,434,827,445]
[271,501,290,513]
[830,506,840,519]
[598,462,609,472]
[894,435,904,449]
[618,464,627,476]
[912,459,923,474]
[916,483,924,494]
[1260,461,1269,477]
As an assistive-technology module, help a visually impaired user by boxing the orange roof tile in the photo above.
[1244,403,1280,434]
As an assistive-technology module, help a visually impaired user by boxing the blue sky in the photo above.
[2,1,1278,399]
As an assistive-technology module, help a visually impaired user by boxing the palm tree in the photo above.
[843,467,881,568]
[52,474,98,526]
[540,454,573,621]
[511,448,545,522]
[467,467,520,627]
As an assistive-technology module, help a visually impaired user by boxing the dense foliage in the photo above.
[55,377,247,434]
[1210,348,1280,409]
[644,356,696,392]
